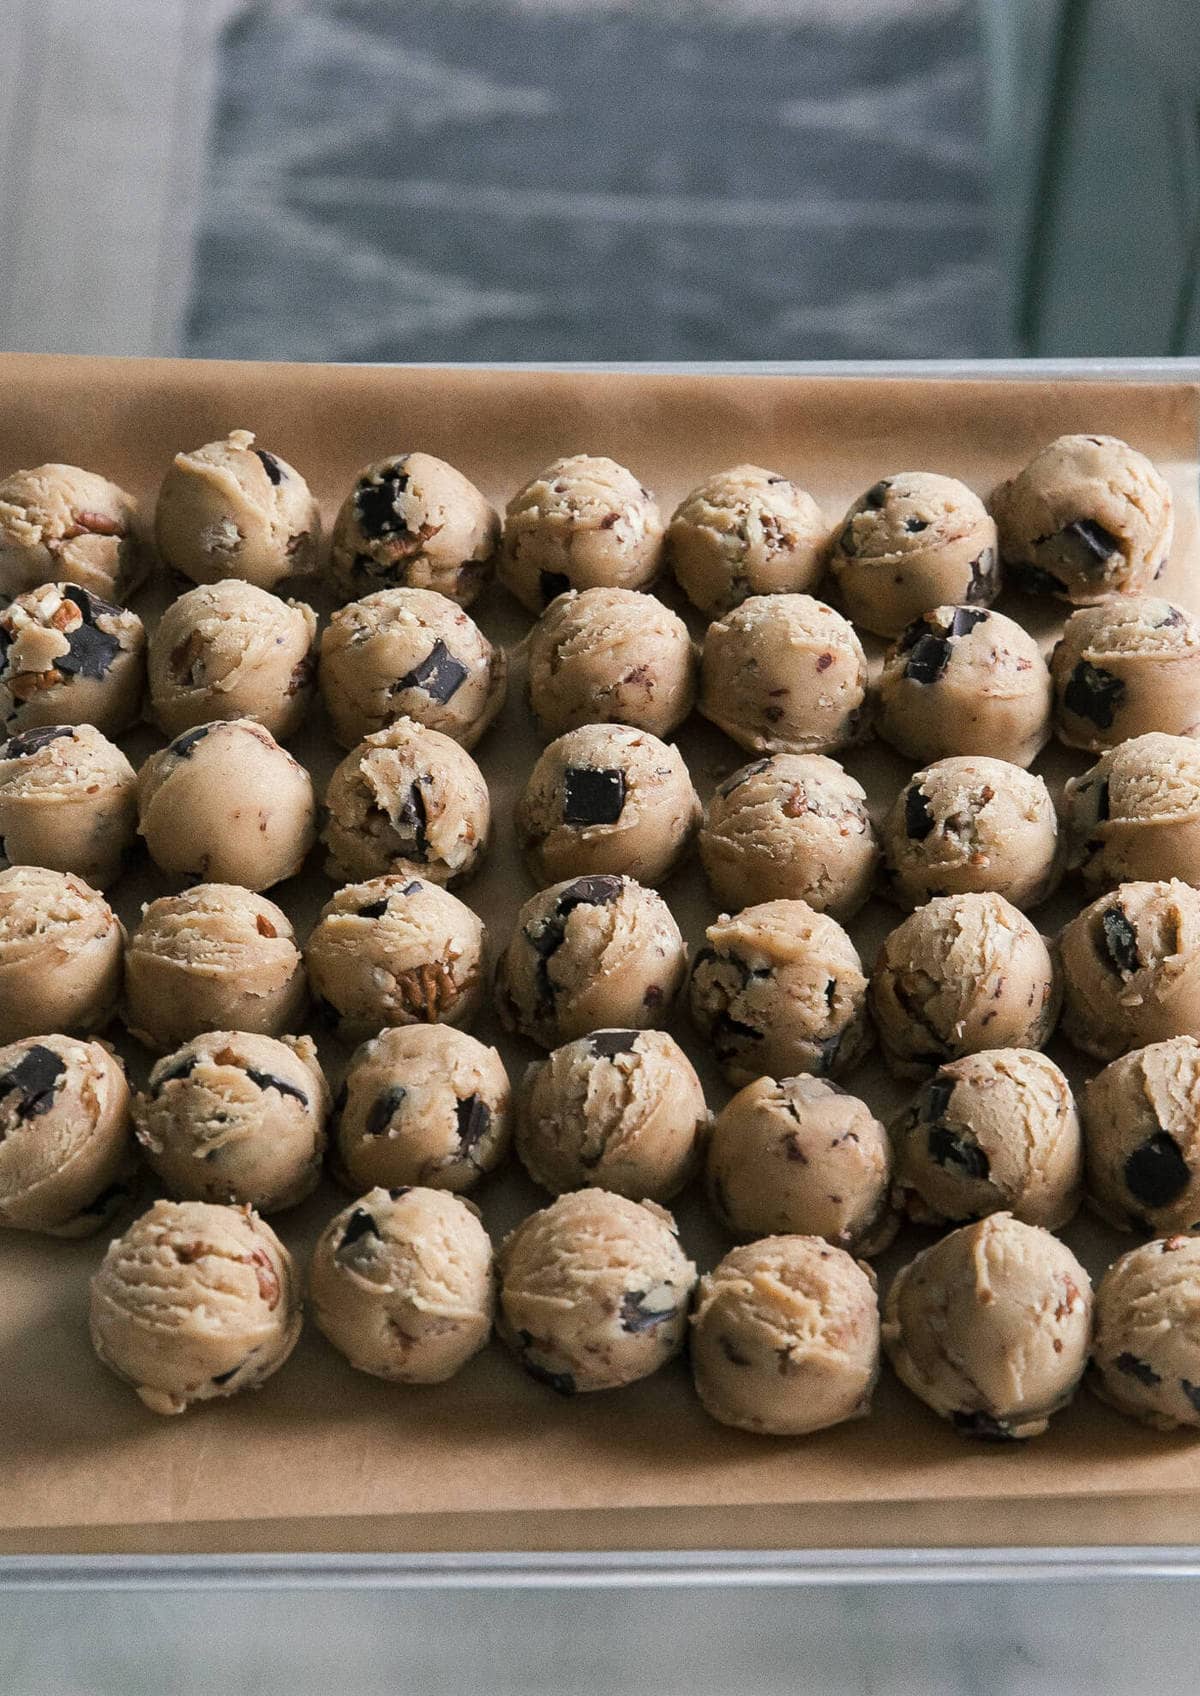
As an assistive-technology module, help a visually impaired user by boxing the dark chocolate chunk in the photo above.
[401,879,423,895]
[949,607,989,638]
[903,632,953,686]
[211,1364,242,1386]
[366,1084,407,1137]
[562,765,626,826]
[393,781,428,859]
[76,1178,132,1218]
[717,759,771,797]
[539,570,571,605]
[619,1289,678,1334]
[952,1410,1017,1442]
[245,1068,308,1109]
[928,1125,990,1182]
[1059,517,1120,565]
[0,1045,65,1120]
[516,1333,576,1396]
[589,1030,639,1058]
[253,448,284,485]
[357,898,389,919]
[1094,779,1110,823]
[153,1053,198,1092]
[1124,1130,1191,1208]
[1011,562,1068,597]
[338,1207,381,1251]
[455,1093,491,1156]
[56,621,122,681]
[2,725,73,758]
[904,784,936,840]
[354,466,410,538]
[965,546,998,602]
[1063,661,1125,730]
[825,977,838,1008]
[395,639,468,704]
[1115,1352,1161,1387]
[815,1031,844,1074]
[1182,1379,1200,1415]
[64,585,120,624]
[712,1012,763,1055]
[904,516,929,534]
[169,725,212,759]
[863,480,891,509]
[528,875,625,1006]
[922,1073,956,1123]
[387,1186,412,1201]
[1158,605,1185,629]
[1100,905,1139,975]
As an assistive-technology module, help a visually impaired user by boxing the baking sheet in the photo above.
[0,354,1199,1554]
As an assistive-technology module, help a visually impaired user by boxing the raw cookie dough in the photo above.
[516,723,700,887]
[311,1185,494,1383]
[306,874,485,1040]
[699,594,868,756]
[827,473,999,638]
[880,756,1061,911]
[125,885,305,1051]
[0,723,136,887]
[700,753,878,920]
[134,1032,329,1214]
[870,892,1060,1079]
[148,578,317,742]
[1091,1235,1200,1430]
[322,717,490,887]
[1059,878,1200,1060]
[0,582,144,737]
[1080,1036,1200,1233]
[692,1237,879,1436]
[517,1029,706,1202]
[0,1035,132,1237]
[319,586,507,751]
[706,1076,894,1254]
[155,429,319,589]
[877,605,1052,768]
[496,1187,696,1394]
[0,866,123,1042]
[495,874,687,1049]
[0,464,143,601]
[665,464,827,618]
[688,898,871,1087]
[136,719,316,892]
[334,1023,510,1194]
[1051,598,1200,751]
[991,433,1173,603]
[331,452,499,606]
[89,1199,301,1415]
[891,1049,1082,1230]
[525,586,696,741]
[1063,733,1200,891]
[499,455,663,613]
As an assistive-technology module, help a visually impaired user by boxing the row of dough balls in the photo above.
[0,432,1173,631]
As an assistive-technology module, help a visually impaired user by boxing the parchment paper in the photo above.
[0,354,1198,1555]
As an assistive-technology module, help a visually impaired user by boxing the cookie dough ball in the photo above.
[148,579,317,742]
[699,594,868,757]
[828,473,999,638]
[700,754,877,920]
[1092,1236,1200,1429]
[1060,879,1200,1061]
[1080,1037,1200,1233]
[330,452,499,607]
[517,1029,706,1202]
[878,605,1052,768]
[334,1024,510,1194]
[497,1188,696,1394]
[0,723,135,887]
[136,720,315,892]
[311,1186,494,1383]
[992,433,1173,603]
[516,723,699,887]
[323,717,490,887]
[0,582,144,738]
[881,757,1060,911]
[1051,598,1200,752]
[125,885,305,1051]
[706,1077,894,1254]
[89,1199,301,1415]
[500,455,663,613]
[0,867,122,1042]
[0,464,143,601]
[871,893,1060,1079]
[320,587,506,751]
[665,465,826,618]
[496,874,686,1049]
[1064,734,1200,892]
[134,1032,329,1214]
[0,1036,131,1237]
[155,429,319,590]
[306,875,485,1041]
[891,1050,1082,1231]
[525,587,695,741]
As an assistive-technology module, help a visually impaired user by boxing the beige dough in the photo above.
[310,1185,495,1383]
[516,723,699,886]
[0,1035,131,1237]
[330,452,499,607]
[499,455,663,612]
[1051,598,1200,751]
[124,885,305,1052]
[497,1188,696,1394]
[882,1213,1092,1439]
[1092,1235,1200,1430]
[155,429,319,589]
[1080,1036,1200,1233]
[134,1032,329,1214]
[525,586,696,741]
[688,898,871,1087]
[665,464,827,618]
[0,866,123,1042]
[0,463,144,601]
[496,874,687,1049]
[148,578,317,742]
[517,1028,706,1202]
[89,1198,301,1415]
[322,717,490,887]
[0,582,144,738]
[1059,878,1200,1061]
[691,1236,880,1436]
[334,1023,511,1194]
[1063,733,1200,891]
[0,723,136,887]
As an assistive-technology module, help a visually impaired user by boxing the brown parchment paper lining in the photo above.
[0,354,1198,1556]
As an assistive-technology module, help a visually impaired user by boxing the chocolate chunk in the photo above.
[1059,517,1120,566]
[56,621,122,681]
[965,547,997,602]
[562,765,626,826]
[387,1186,412,1201]
[338,1207,381,1251]
[949,607,989,638]
[928,1125,989,1182]
[211,1364,241,1386]
[76,1178,132,1218]
[620,1289,677,1333]
[395,639,468,704]
[1115,1352,1161,1387]
[903,632,953,686]
[952,1410,1017,1442]
[904,784,936,840]
[455,1093,491,1156]
[245,1068,308,1109]
[64,585,120,623]
[718,759,772,797]
[516,1333,576,1396]
[170,725,212,759]
[401,879,423,895]
[1181,1379,1200,1414]
[1011,563,1068,597]
[816,1031,844,1074]
[357,898,389,919]
[394,782,428,859]
[366,1084,407,1137]
[1063,661,1125,729]
[528,875,624,1006]
[1124,1130,1191,1208]
[539,570,571,605]
[354,466,410,538]
[253,448,284,485]
[1100,905,1139,975]
[824,977,838,1008]
[0,1045,65,1120]
[712,1012,763,1055]
[589,1030,639,1058]
[922,1074,956,1122]
[153,1053,198,1092]
[2,725,73,758]
[904,516,929,534]
[1158,605,1184,628]
[863,480,891,509]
